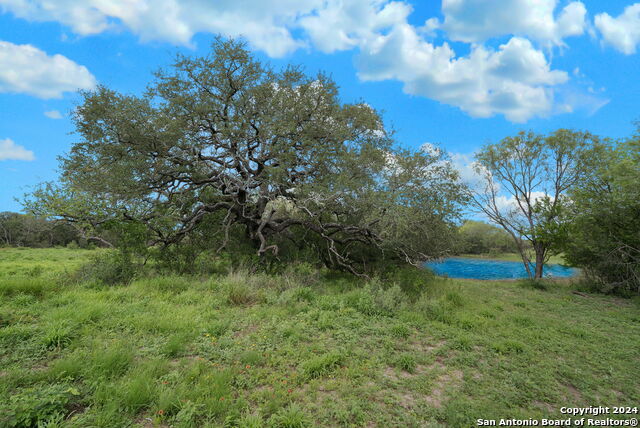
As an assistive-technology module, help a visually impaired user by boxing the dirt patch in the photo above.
[409,339,446,354]
[565,383,583,403]
[398,392,417,409]
[424,369,464,409]
[533,400,555,413]
[233,323,259,338]
[382,365,428,381]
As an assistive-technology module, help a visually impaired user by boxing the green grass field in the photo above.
[1,248,638,427]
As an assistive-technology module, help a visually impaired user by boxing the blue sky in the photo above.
[1,0,639,212]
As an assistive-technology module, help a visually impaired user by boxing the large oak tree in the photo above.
[26,38,466,275]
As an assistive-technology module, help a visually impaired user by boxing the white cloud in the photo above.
[44,110,63,119]
[299,0,411,53]
[439,0,587,45]
[0,0,416,57]
[449,152,482,187]
[0,41,96,98]
[595,3,640,55]
[492,191,549,214]
[0,138,35,161]
[0,0,321,57]
[0,0,597,121]
[357,27,568,122]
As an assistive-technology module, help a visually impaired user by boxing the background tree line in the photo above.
[0,212,79,248]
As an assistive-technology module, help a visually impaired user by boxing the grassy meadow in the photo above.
[1,248,639,427]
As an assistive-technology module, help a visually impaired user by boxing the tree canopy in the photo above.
[559,128,640,294]
[26,38,467,275]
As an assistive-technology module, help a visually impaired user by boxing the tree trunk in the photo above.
[534,247,544,279]
[515,239,533,278]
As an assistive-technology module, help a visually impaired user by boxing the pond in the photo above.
[425,257,579,280]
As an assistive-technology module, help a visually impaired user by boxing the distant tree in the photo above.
[0,212,79,247]
[471,130,599,279]
[25,37,467,275]
[559,130,640,294]
[456,220,517,255]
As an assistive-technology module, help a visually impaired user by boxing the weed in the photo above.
[89,344,135,378]
[237,412,263,428]
[269,404,310,428]
[238,350,263,366]
[390,323,411,338]
[1,248,638,427]
[41,323,74,350]
[221,274,265,306]
[0,384,77,428]
[445,290,465,307]
[492,340,526,355]
[395,354,417,373]
[301,352,343,379]
[161,333,191,357]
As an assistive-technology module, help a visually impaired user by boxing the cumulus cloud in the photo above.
[357,27,568,122]
[438,0,587,45]
[299,0,411,53]
[0,0,320,56]
[0,0,597,121]
[0,138,35,161]
[448,152,482,187]
[0,41,96,98]
[44,110,63,119]
[595,3,640,54]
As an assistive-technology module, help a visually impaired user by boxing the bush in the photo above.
[385,266,435,301]
[75,251,140,285]
[346,280,407,317]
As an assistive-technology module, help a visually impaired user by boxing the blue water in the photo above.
[425,257,579,280]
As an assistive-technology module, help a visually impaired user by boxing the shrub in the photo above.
[385,266,435,301]
[346,280,407,317]
[282,262,320,287]
[75,251,139,285]
[219,272,266,306]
